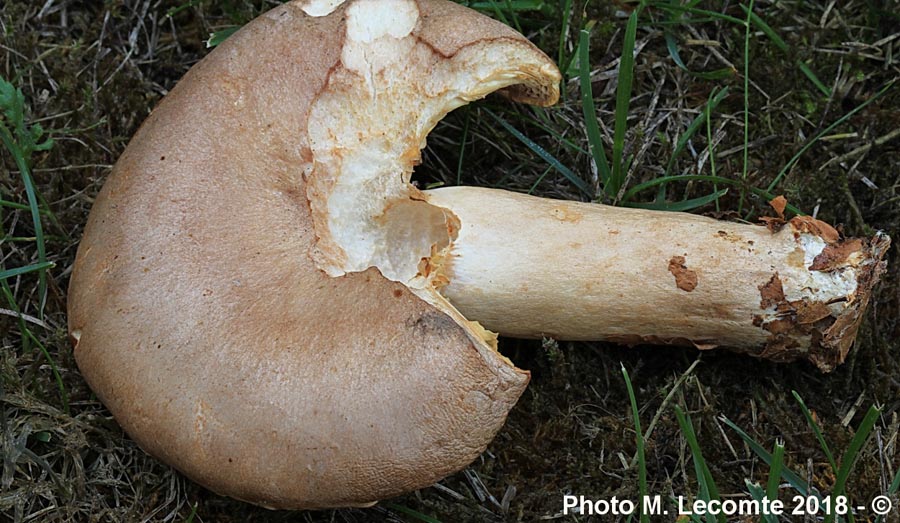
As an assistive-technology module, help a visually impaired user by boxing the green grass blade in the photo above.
[206,26,240,48]
[501,0,524,34]
[664,31,689,70]
[721,416,818,498]
[747,480,780,523]
[826,406,881,523]
[578,28,611,195]
[652,17,720,26]
[665,86,729,176]
[675,405,724,523]
[690,68,736,81]
[0,76,54,314]
[557,0,575,72]
[875,468,900,523]
[0,261,54,281]
[620,174,804,215]
[739,0,754,213]
[517,114,588,155]
[740,6,830,96]
[664,32,734,80]
[623,188,728,212]
[652,3,745,25]
[746,479,765,500]
[622,365,649,523]
[35,191,64,237]
[465,0,544,11]
[455,108,471,185]
[798,63,832,97]
[527,166,553,194]
[611,6,641,197]
[0,125,49,316]
[745,482,766,522]
[742,6,787,51]
[1,199,33,211]
[383,503,443,523]
[485,109,593,197]
[792,391,838,472]
[657,2,821,91]
[166,0,202,18]
[767,440,785,500]
[767,79,895,193]
[183,502,198,523]
[705,88,720,211]
[482,0,510,27]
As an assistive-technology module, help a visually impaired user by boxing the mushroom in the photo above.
[67,0,889,511]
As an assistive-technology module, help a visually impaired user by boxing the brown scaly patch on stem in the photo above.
[758,272,786,308]
[667,255,698,292]
[810,239,865,271]
[760,195,788,232]
[753,231,890,371]
[790,215,841,244]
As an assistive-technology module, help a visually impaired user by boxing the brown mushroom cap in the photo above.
[67,0,559,510]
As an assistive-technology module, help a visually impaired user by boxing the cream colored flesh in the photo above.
[305,0,560,348]
[307,2,559,288]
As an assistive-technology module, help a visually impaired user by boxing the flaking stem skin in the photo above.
[427,187,889,372]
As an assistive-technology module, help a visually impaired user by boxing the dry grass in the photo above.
[1,1,898,522]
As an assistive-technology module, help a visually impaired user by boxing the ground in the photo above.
[1,1,898,522]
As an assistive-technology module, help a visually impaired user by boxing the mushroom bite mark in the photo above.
[67,0,889,511]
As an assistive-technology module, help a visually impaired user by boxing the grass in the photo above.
[621,365,649,523]
[1,0,899,522]
[674,404,725,523]
[740,0,754,213]
[624,376,886,522]
[721,397,884,523]
[609,3,643,200]
[0,77,53,312]
[1,75,68,418]
[578,26,612,195]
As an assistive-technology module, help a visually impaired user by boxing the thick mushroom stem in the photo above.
[426,187,889,371]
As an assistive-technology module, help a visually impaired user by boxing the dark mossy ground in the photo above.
[1,1,898,522]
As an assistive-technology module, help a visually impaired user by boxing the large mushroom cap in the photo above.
[67,0,560,510]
